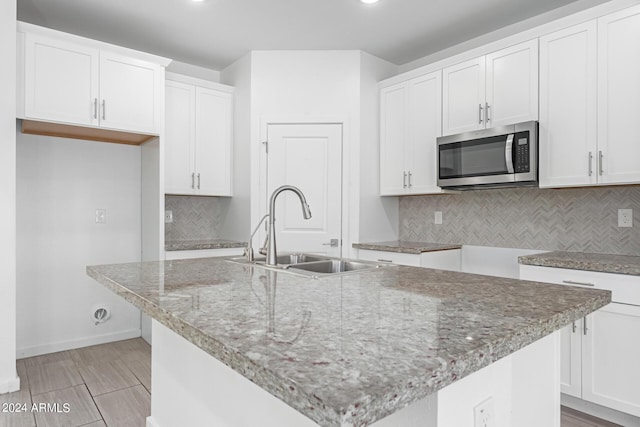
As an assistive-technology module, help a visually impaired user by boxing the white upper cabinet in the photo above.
[20,24,167,136]
[442,40,538,136]
[380,71,443,196]
[99,52,162,134]
[539,21,598,188]
[24,33,99,126]
[597,5,640,185]
[442,57,485,135]
[165,76,233,197]
[540,5,640,188]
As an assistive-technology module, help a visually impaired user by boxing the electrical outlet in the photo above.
[435,211,443,225]
[618,209,632,228]
[165,210,173,224]
[474,397,494,427]
[95,209,106,224]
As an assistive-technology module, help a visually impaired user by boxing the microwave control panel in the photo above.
[514,132,530,173]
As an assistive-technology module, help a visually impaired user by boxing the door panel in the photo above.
[379,83,407,195]
[442,57,485,135]
[266,124,342,257]
[164,81,195,194]
[559,321,582,398]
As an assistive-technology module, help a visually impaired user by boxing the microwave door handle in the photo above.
[505,134,515,173]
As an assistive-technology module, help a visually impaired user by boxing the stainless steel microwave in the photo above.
[437,121,538,190]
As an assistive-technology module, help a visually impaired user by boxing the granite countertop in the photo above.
[165,239,246,251]
[352,241,462,254]
[87,258,609,427]
[519,251,640,276]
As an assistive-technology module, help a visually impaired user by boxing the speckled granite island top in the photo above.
[87,257,610,426]
[519,251,640,276]
[165,239,246,251]
[352,241,461,254]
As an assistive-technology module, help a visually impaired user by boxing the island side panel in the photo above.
[437,331,560,427]
[148,320,318,427]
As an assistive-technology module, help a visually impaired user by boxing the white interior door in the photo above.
[265,124,342,257]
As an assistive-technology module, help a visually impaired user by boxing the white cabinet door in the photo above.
[406,71,442,194]
[379,83,408,195]
[99,52,161,134]
[582,303,640,417]
[356,249,421,267]
[442,57,485,136]
[559,320,583,398]
[194,87,233,196]
[24,33,99,126]
[597,6,640,185]
[165,81,196,195]
[539,21,598,188]
[485,40,538,128]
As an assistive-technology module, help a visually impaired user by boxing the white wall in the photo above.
[220,53,252,241]
[16,132,142,358]
[166,59,220,82]
[356,52,398,252]
[0,0,18,394]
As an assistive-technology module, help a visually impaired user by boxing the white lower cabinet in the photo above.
[519,265,640,417]
[356,249,460,271]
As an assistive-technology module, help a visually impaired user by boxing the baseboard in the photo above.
[561,394,640,426]
[146,416,159,427]
[17,328,142,359]
[0,375,20,394]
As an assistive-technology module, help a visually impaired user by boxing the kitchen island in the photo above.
[87,257,610,427]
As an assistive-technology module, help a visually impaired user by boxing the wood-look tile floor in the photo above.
[0,339,150,427]
[0,337,623,426]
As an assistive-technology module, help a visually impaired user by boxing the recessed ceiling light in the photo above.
[361,0,379,3]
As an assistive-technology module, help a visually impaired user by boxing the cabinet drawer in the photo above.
[165,248,243,261]
[520,265,640,306]
[356,249,421,267]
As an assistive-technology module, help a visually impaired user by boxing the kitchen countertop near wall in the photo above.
[165,238,246,251]
[352,241,461,254]
[519,251,640,276]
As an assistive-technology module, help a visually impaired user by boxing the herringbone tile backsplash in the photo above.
[399,186,640,256]
[165,195,229,241]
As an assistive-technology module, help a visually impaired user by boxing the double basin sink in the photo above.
[227,253,387,278]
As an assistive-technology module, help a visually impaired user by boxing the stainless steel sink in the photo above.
[226,253,386,278]
[289,260,376,274]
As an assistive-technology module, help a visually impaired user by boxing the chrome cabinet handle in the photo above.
[485,102,490,122]
[377,259,393,263]
[562,280,595,287]
[478,104,484,124]
[572,321,576,333]
[197,173,201,189]
[588,152,593,176]
[191,172,195,189]
[101,100,106,120]
[322,239,339,247]
[408,171,412,188]
[599,151,604,176]
[403,171,408,188]
[93,98,98,119]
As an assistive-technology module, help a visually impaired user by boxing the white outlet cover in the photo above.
[435,211,443,225]
[165,210,173,223]
[95,209,106,224]
[618,209,632,228]
[474,397,494,427]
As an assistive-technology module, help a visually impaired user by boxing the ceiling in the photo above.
[17,0,604,71]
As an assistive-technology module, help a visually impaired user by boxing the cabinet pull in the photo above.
[572,321,576,333]
[598,151,604,176]
[101,100,106,120]
[377,259,393,263]
[485,102,490,122]
[408,171,412,188]
[588,152,593,176]
[403,171,408,188]
[93,98,98,119]
[583,317,588,335]
[478,104,484,124]
[197,173,201,190]
[562,280,595,287]
[191,172,195,189]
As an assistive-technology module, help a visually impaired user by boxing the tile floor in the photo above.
[0,339,150,427]
[0,337,623,426]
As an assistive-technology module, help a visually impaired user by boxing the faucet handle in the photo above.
[259,234,269,256]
